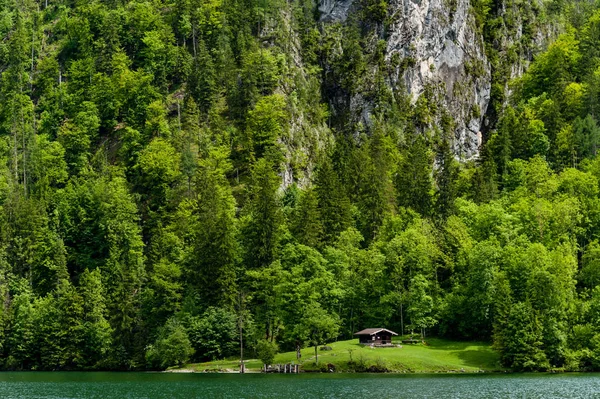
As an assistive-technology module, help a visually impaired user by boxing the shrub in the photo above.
[256,340,278,366]
[146,319,194,370]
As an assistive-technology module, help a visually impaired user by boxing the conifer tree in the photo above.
[242,158,283,269]
[314,156,352,245]
[355,128,396,242]
[6,282,36,369]
[79,269,113,369]
[396,135,433,216]
[290,188,323,248]
[434,138,459,219]
[188,39,216,114]
[472,144,498,203]
[187,163,239,308]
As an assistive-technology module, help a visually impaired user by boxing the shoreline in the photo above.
[162,368,576,375]
[164,337,504,375]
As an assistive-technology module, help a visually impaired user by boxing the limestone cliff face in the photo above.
[384,0,490,159]
[319,0,355,22]
[318,0,549,160]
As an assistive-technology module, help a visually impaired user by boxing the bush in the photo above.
[146,320,194,370]
[188,307,239,361]
[256,340,278,366]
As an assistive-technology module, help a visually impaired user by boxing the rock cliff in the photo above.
[318,0,551,160]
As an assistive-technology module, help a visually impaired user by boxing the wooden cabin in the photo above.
[354,328,398,345]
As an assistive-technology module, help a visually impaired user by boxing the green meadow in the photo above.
[177,338,503,373]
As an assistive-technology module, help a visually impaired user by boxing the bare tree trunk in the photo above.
[22,114,26,196]
[239,320,244,373]
[238,291,246,373]
[31,16,35,91]
[17,76,27,196]
[13,122,18,182]
[192,24,197,58]
[21,94,26,197]
[349,306,354,337]
[177,100,182,133]
[400,302,404,337]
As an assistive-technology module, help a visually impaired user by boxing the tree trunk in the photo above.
[239,321,244,373]
[21,105,26,197]
[400,302,404,336]
[314,345,318,364]
[192,24,197,58]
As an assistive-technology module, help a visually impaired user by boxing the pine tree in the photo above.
[472,144,498,203]
[355,128,396,242]
[434,138,459,219]
[396,135,433,216]
[54,278,85,368]
[290,188,323,248]
[6,282,35,370]
[187,164,239,308]
[79,269,113,369]
[314,156,353,245]
[188,39,216,114]
[242,158,283,269]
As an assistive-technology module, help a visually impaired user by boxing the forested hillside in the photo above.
[1,0,600,372]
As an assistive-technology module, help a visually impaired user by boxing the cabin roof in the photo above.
[354,328,398,336]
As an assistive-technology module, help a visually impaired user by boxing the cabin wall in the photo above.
[357,333,393,344]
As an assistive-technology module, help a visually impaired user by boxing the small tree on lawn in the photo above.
[407,274,437,340]
[295,302,340,365]
[146,319,194,369]
[256,339,278,366]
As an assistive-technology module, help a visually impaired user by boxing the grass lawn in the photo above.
[175,337,504,373]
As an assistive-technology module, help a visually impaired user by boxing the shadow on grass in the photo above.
[420,339,491,351]
[397,338,502,370]
[449,349,501,370]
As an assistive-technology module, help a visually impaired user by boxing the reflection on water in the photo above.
[1,372,599,399]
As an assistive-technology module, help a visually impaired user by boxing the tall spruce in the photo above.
[242,158,283,269]
[396,135,433,216]
[314,156,353,245]
[187,163,239,308]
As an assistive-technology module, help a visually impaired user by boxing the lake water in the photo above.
[1,372,600,398]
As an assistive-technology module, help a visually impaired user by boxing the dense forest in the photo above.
[2,0,600,372]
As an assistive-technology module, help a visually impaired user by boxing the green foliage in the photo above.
[184,162,238,307]
[135,137,181,203]
[188,307,239,361]
[407,274,436,337]
[242,158,283,269]
[256,339,278,365]
[245,94,288,161]
[79,269,113,369]
[314,156,353,246]
[290,188,323,248]
[396,135,433,216]
[294,302,340,364]
[495,301,550,371]
[146,319,194,369]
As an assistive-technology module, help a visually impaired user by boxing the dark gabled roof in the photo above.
[354,328,398,336]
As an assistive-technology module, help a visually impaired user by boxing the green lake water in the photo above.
[1,372,600,398]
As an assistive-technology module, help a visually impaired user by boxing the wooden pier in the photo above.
[263,364,300,373]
